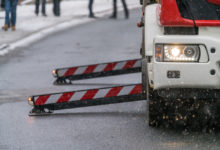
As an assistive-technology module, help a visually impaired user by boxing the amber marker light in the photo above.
[52,69,57,76]
[28,97,34,106]
[137,22,141,27]
[155,44,163,62]
[137,21,144,28]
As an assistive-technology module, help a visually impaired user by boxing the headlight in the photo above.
[155,44,200,62]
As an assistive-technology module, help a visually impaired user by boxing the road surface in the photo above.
[0,9,220,150]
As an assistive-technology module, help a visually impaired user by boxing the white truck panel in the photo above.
[199,27,220,38]
[145,4,163,56]
[153,35,220,89]
[144,3,220,90]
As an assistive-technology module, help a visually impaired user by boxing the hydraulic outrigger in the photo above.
[28,59,146,116]
[53,59,141,85]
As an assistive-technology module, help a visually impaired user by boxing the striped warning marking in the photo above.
[55,59,141,77]
[33,84,142,106]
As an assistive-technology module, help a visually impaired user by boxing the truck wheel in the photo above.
[148,89,164,127]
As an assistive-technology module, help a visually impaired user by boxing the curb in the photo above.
[0,44,9,51]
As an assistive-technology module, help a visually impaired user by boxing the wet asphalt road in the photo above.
[0,9,220,150]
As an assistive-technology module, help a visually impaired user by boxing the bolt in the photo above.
[211,48,216,53]
[210,69,216,75]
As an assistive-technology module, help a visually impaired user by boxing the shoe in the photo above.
[35,10,38,16]
[89,13,96,18]
[125,14,129,19]
[2,24,8,31]
[42,13,47,17]
[109,14,117,19]
[125,11,129,19]
[54,13,60,17]
[12,26,16,31]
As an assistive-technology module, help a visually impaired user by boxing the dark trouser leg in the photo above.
[35,0,39,15]
[11,0,17,26]
[53,0,60,16]
[53,0,55,15]
[4,0,10,25]
[121,0,129,18]
[57,0,60,16]
[42,0,46,15]
[113,0,117,17]
[110,0,117,18]
[54,0,57,16]
[1,0,5,9]
[88,0,94,17]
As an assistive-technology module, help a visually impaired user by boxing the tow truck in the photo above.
[28,0,220,127]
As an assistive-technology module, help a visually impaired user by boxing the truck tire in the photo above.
[148,89,164,127]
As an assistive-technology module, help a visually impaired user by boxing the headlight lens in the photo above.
[156,44,200,62]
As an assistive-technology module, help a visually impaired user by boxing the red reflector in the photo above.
[137,22,144,28]
[206,0,220,5]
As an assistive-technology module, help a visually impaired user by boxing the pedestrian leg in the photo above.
[57,0,60,16]
[110,0,117,18]
[53,0,55,15]
[11,0,17,30]
[88,0,94,18]
[2,0,10,30]
[121,0,129,19]
[35,0,39,16]
[42,0,47,16]
[53,0,60,16]
[1,0,5,9]
[53,0,57,16]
